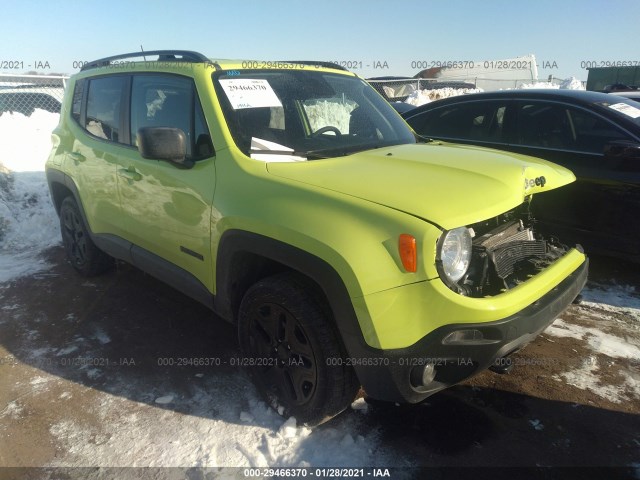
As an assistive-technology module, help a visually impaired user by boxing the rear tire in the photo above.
[238,272,359,426]
[59,196,113,276]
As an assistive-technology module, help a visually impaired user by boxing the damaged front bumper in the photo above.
[348,251,588,404]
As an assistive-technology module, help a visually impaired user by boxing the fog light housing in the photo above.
[443,329,483,344]
[410,363,436,387]
[442,329,499,345]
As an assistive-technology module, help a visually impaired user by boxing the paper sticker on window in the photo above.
[608,102,640,119]
[220,79,282,110]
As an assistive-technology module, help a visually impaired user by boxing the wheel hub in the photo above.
[274,342,291,365]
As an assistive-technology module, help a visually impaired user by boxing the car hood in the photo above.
[266,143,576,230]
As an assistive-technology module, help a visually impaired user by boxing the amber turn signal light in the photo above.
[399,234,417,272]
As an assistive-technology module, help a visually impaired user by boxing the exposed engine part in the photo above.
[473,219,534,250]
[454,203,569,297]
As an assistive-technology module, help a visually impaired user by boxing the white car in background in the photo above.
[0,85,64,116]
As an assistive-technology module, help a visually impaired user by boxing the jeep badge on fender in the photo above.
[525,176,547,188]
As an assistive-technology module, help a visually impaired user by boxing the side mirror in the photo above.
[137,127,193,168]
[603,140,640,159]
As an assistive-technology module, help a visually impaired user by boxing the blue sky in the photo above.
[1,0,638,80]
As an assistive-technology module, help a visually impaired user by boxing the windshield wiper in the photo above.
[305,140,417,158]
[301,144,382,159]
[249,141,416,161]
[248,149,330,160]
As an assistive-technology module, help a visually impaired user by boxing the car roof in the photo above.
[79,50,352,76]
[402,89,625,116]
[610,90,640,98]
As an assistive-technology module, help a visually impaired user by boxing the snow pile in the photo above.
[0,109,61,283]
[0,109,59,172]
[517,76,585,90]
[404,87,483,107]
[401,76,585,107]
[518,81,560,89]
[559,77,586,90]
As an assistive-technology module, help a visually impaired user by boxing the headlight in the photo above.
[437,227,472,284]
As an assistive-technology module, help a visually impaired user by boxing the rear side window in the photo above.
[569,107,630,153]
[84,76,126,143]
[413,101,507,143]
[515,102,630,154]
[130,74,213,160]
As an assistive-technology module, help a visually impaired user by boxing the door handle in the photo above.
[117,167,142,181]
[68,152,85,162]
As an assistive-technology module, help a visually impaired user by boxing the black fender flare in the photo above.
[214,229,366,340]
[46,168,83,217]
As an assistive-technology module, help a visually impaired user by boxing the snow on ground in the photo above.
[581,282,640,322]
[5,336,385,468]
[44,384,380,468]
[547,319,639,359]
[0,109,61,283]
[518,76,585,90]
[547,300,640,403]
[547,275,640,405]
[558,358,639,404]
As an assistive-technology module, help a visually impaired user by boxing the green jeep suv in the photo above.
[46,51,588,425]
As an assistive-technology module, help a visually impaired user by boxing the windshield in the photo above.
[213,69,416,160]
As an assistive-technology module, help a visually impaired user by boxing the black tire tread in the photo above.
[59,196,113,277]
[238,271,359,426]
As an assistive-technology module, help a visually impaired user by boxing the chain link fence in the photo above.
[0,74,68,117]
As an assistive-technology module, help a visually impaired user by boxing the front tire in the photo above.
[59,196,113,276]
[238,272,359,426]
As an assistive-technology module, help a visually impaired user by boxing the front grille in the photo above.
[490,240,547,279]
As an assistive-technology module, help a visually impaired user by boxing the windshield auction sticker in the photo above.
[219,79,282,109]
[608,102,640,118]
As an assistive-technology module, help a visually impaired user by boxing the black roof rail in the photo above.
[284,61,349,71]
[81,50,211,71]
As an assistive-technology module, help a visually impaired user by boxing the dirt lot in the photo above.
[0,247,638,479]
